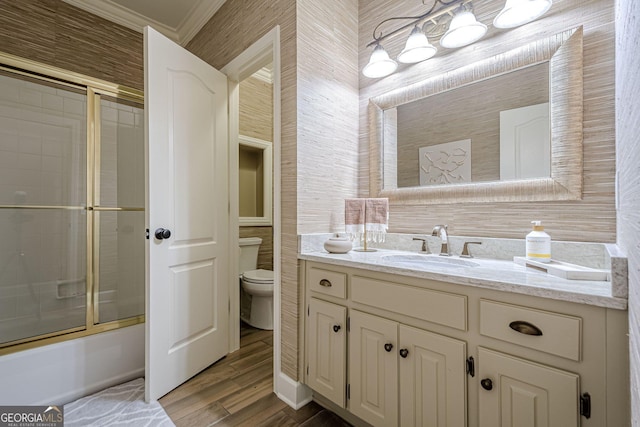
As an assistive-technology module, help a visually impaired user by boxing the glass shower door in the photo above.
[94,96,145,324]
[0,72,87,345]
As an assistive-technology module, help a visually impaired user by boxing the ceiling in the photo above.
[62,0,227,46]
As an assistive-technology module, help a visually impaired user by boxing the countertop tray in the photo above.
[513,256,610,281]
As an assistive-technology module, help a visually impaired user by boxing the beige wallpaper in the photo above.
[240,76,274,141]
[615,0,640,416]
[187,0,302,380]
[296,0,360,236]
[0,0,143,91]
[239,75,273,270]
[359,0,616,243]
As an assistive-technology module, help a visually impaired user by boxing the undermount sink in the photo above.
[381,254,480,269]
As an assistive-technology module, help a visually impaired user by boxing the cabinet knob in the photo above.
[480,378,493,391]
[399,348,409,358]
[333,324,341,333]
[384,343,394,352]
[319,279,332,287]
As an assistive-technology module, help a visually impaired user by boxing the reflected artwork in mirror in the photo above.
[370,27,583,204]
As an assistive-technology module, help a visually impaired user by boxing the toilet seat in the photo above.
[242,269,274,283]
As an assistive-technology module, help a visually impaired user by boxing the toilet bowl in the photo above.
[241,269,274,330]
[238,237,274,330]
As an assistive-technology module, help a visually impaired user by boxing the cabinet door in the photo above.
[307,298,347,407]
[478,347,579,427]
[399,325,467,427]
[349,310,399,427]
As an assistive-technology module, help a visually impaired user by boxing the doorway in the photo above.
[221,26,282,393]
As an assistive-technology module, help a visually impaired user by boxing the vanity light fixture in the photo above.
[362,43,398,78]
[439,7,487,48]
[397,25,438,64]
[364,0,552,78]
[493,0,553,28]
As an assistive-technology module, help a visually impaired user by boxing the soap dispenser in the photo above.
[526,221,551,263]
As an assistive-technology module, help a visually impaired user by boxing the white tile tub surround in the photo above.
[299,233,628,309]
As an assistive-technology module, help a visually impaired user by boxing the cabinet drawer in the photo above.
[480,299,581,361]
[308,267,347,299]
[351,276,467,331]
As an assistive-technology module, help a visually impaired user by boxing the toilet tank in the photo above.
[238,237,262,275]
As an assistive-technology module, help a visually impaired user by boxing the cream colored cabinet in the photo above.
[399,324,467,427]
[349,310,399,427]
[478,347,580,427]
[302,260,629,427]
[349,310,467,427]
[307,298,347,408]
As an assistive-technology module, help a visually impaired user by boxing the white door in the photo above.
[144,26,229,402]
[499,102,550,180]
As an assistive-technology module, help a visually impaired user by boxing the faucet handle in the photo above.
[460,241,482,258]
[412,237,429,253]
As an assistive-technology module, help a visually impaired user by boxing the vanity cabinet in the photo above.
[349,310,398,427]
[302,260,629,427]
[478,347,580,427]
[349,310,467,427]
[306,297,347,408]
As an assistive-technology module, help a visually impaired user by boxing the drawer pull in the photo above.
[399,348,409,358]
[384,343,394,352]
[333,324,341,333]
[509,320,543,336]
[319,279,332,287]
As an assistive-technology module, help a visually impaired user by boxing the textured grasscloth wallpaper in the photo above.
[0,0,143,91]
[615,0,640,420]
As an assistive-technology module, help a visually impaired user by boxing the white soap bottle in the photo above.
[526,221,551,263]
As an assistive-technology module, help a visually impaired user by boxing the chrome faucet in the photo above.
[412,237,430,253]
[432,225,450,256]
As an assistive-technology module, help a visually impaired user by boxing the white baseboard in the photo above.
[275,371,313,409]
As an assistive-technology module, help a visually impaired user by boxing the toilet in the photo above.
[238,237,274,330]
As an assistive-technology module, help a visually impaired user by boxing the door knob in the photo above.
[384,343,394,352]
[399,348,409,358]
[333,324,341,333]
[480,378,493,391]
[154,228,171,240]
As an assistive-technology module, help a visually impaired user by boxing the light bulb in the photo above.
[494,0,552,29]
[398,26,437,64]
[440,9,487,49]
[363,44,398,78]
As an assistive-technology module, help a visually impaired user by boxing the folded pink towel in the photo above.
[344,198,388,243]
[365,198,388,242]
[345,199,365,240]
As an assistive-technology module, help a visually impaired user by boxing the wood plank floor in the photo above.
[160,323,351,427]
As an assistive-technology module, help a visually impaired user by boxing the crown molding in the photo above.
[176,0,227,46]
[61,0,226,46]
[252,67,274,84]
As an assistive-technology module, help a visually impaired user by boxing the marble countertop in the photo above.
[298,249,627,310]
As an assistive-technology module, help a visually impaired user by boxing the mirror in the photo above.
[370,27,583,204]
[239,135,273,226]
